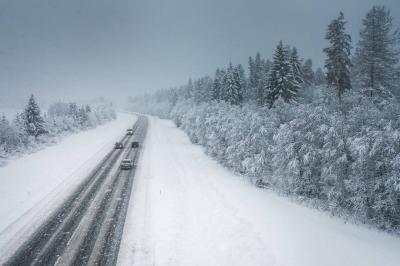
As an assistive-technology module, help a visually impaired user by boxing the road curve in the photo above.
[4,115,148,266]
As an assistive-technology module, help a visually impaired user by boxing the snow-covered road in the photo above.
[0,112,136,257]
[119,116,400,266]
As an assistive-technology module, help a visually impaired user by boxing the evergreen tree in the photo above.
[259,67,271,106]
[353,6,399,94]
[221,63,243,105]
[13,113,26,140]
[78,105,89,127]
[302,59,315,86]
[194,76,213,103]
[257,59,272,105]
[290,47,304,86]
[248,56,255,89]
[85,104,92,113]
[212,68,225,101]
[0,115,9,148]
[265,41,300,107]
[254,52,263,90]
[0,115,18,153]
[314,67,326,86]
[237,64,247,94]
[184,79,194,100]
[68,102,79,122]
[248,53,263,101]
[324,12,352,102]
[23,94,47,137]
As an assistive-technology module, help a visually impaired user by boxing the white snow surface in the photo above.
[0,112,136,260]
[119,116,400,266]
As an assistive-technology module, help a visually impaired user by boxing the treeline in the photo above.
[0,94,116,163]
[129,6,400,232]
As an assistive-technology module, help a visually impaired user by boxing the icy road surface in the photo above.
[119,116,400,266]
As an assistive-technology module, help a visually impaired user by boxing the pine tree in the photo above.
[257,59,272,105]
[302,59,315,86]
[184,79,194,100]
[194,76,213,103]
[248,56,255,89]
[221,63,243,105]
[85,104,92,113]
[237,64,247,94]
[265,41,300,107]
[290,47,304,86]
[23,94,47,137]
[314,67,325,86]
[0,115,9,147]
[259,67,271,106]
[248,53,263,102]
[353,6,399,94]
[212,68,225,101]
[13,112,27,143]
[78,105,89,127]
[254,52,263,90]
[68,102,79,122]
[324,12,352,102]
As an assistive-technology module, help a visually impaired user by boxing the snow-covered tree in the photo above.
[85,104,91,113]
[221,63,243,105]
[265,41,300,107]
[194,76,213,103]
[353,6,399,94]
[290,47,304,86]
[237,64,247,95]
[185,79,195,100]
[78,105,89,127]
[324,12,352,102]
[212,68,225,101]
[23,94,47,137]
[247,53,264,102]
[302,59,315,86]
[314,67,326,86]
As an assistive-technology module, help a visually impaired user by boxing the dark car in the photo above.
[120,158,134,170]
[131,141,139,148]
[115,142,124,149]
[127,129,134,135]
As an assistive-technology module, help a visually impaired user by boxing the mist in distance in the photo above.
[0,0,399,107]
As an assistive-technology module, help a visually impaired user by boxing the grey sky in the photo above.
[0,0,399,106]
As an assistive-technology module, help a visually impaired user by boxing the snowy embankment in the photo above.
[119,116,400,266]
[0,112,136,255]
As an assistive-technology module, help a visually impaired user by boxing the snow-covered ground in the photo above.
[119,116,400,266]
[0,112,136,256]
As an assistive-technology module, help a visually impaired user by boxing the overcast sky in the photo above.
[0,0,399,107]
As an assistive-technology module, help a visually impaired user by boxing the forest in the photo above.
[129,6,400,233]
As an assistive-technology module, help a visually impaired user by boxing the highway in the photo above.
[5,115,148,266]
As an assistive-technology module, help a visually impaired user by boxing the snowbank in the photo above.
[119,116,400,266]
